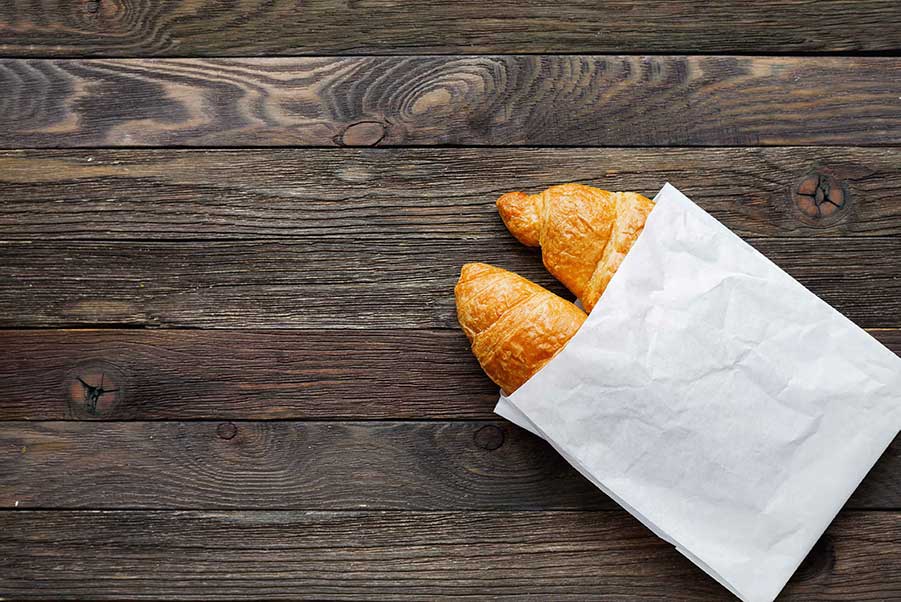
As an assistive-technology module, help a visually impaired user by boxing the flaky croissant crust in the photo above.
[497,183,653,313]
[455,263,586,394]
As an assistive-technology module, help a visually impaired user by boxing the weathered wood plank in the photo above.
[2,148,900,239]
[3,421,605,510]
[1,237,899,328]
[2,510,898,600]
[1,1,899,56]
[1,422,897,510]
[1,329,899,421]
[0,329,497,420]
[1,57,899,147]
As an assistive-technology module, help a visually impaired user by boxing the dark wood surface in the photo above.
[2,57,900,147]
[3,510,898,600]
[3,148,901,239]
[2,422,898,511]
[1,328,899,420]
[1,3,899,601]
[2,237,899,328]
[2,1,900,56]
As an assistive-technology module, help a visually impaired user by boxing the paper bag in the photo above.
[495,184,900,602]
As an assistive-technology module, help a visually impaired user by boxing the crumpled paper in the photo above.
[495,184,901,602]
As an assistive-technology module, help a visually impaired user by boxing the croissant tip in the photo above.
[457,262,491,285]
[496,191,527,212]
[460,261,485,274]
[496,191,541,247]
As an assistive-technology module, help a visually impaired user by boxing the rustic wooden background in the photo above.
[1,2,900,600]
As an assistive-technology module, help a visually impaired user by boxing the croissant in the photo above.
[497,183,654,313]
[455,262,586,394]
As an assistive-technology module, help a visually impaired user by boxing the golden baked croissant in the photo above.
[497,183,654,313]
[455,262,586,394]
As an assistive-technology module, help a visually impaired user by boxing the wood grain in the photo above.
[0,420,607,511]
[1,237,899,329]
[0,329,497,420]
[1,422,897,511]
[2,510,898,600]
[1,329,899,421]
[3,147,901,239]
[1,1,899,56]
[1,56,899,147]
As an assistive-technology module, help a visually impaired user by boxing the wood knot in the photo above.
[82,0,122,21]
[65,361,125,419]
[793,170,848,224]
[794,534,836,582]
[339,121,387,146]
[217,422,238,440]
[474,425,505,451]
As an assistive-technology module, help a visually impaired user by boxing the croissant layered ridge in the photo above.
[455,263,586,394]
[497,183,654,313]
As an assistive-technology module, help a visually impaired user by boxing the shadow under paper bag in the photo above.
[496,183,901,602]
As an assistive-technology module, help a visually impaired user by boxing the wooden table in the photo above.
[1,2,900,599]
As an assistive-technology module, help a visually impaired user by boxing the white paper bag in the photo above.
[495,184,901,602]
